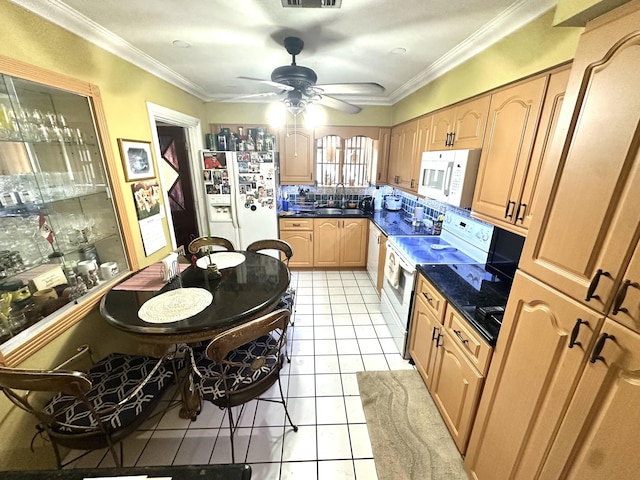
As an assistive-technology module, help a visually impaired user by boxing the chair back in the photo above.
[205,308,290,364]
[0,367,92,401]
[188,236,235,255]
[246,239,293,265]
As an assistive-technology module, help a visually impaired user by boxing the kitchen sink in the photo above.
[341,209,365,215]
[314,208,344,215]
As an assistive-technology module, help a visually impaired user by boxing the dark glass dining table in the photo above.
[100,251,290,345]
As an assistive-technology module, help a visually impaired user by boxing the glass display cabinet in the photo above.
[0,59,131,363]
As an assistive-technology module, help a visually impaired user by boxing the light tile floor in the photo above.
[65,269,414,479]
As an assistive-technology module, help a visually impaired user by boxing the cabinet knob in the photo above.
[585,268,611,302]
[612,279,639,315]
[568,318,588,349]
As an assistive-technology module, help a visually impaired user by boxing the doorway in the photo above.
[156,125,198,250]
[146,102,205,251]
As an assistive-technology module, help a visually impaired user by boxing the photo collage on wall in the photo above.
[202,151,230,195]
[237,152,275,209]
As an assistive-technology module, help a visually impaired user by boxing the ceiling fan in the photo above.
[239,36,384,115]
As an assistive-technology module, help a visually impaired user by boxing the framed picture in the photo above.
[118,138,155,181]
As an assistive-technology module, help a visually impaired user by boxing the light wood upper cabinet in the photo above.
[278,129,314,185]
[471,76,547,234]
[465,272,604,480]
[387,119,419,192]
[279,219,313,267]
[429,95,490,150]
[375,127,390,184]
[520,5,640,316]
[313,218,367,267]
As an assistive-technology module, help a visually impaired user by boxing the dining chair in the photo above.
[187,236,235,256]
[0,345,181,469]
[187,308,298,463]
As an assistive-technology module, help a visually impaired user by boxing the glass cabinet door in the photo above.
[0,73,128,347]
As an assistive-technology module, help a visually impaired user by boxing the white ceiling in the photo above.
[12,0,556,110]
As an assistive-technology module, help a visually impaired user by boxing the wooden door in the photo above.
[429,107,455,150]
[520,11,640,314]
[393,120,418,191]
[464,272,604,480]
[279,129,314,185]
[279,230,313,267]
[516,68,570,232]
[472,76,547,226]
[430,332,483,454]
[313,218,340,266]
[340,218,368,267]
[539,319,640,480]
[408,295,441,389]
[451,95,490,150]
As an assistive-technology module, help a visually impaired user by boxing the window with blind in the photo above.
[315,135,375,186]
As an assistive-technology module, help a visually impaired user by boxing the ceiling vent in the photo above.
[282,0,342,7]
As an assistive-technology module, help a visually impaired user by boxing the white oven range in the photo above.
[381,212,494,359]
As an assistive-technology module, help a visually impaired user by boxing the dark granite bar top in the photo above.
[417,263,512,345]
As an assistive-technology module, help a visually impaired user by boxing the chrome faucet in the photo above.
[335,182,346,208]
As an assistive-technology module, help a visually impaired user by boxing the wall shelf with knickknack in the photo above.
[0,55,134,367]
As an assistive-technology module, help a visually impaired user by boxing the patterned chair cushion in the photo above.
[276,287,296,312]
[43,353,178,434]
[194,334,281,402]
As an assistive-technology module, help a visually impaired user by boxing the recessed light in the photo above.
[172,40,191,48]
[390,47,407,55]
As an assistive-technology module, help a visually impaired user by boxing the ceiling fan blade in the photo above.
[316,95,361,114]
[226,92,281,101]
[315,83,385,95]
[238,76,295,91]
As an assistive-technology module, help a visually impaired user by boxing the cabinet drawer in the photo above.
[279,218,313,230]
[444,304,493,375]
[416,274,447,323]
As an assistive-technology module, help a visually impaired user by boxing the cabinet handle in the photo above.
[310,173,312,180]
[422,291,433,304]
[504,201,516,219]
[434,330,443,348]
[568,318,588,349]
[589,333,615,364]
[310,233,312,242]
[410,179,415,188]
[395,175,400,184]
[292,223,301,226]
[431,326,440,341]
[515,203,527,222]
[453,329,469,344]
[612,279,639,315]
[585,268,611,302]
[449,132,455,146]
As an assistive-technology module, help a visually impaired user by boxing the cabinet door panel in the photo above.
[408,296,441,389]
[313,218,340,266]
[279,130,314,184]
[610,244,640,333]
[452,95,490,150]
[387,126,403,186]
[520,33,640,314]
[279,230,313,267]
[518,68,570,230]
[430,108,455,150]
[472,77,547,224]
[540,319,640,480]
[464,272,603,480]
[340,219,367,267]
[398,121,418,190]
[431,334,483,454]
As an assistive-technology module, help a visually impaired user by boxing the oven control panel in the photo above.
[443,212,493,253]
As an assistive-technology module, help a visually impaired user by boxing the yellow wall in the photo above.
[554,0,632,25]
[0,0,208,268]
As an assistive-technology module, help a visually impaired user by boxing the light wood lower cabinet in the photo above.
[279,218,313,267]
[408,273,491,454]
[313,218,368,267]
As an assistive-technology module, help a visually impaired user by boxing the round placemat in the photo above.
[196,251,246,270]
[138,288,213,323]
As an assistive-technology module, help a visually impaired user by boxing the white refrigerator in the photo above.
[200,150,278,250]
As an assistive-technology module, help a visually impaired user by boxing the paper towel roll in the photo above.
[161,252,179,281]
[414,207,424,220]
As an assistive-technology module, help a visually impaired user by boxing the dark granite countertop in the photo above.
[417,263,512,345]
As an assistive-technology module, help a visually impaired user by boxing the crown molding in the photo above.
[388,0,558,103]
[11,0,556,106]
[10,0,210,100]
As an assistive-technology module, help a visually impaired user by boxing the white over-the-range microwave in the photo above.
[418,149,481,207]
